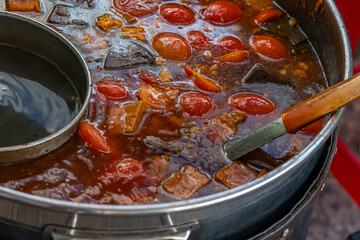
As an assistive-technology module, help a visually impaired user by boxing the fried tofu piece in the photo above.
[96,14,123,32]
[214,161,257,189]
[163,165,210,200]
[107,101,147,134]
[122,27,146,42]
[6,0,41,12]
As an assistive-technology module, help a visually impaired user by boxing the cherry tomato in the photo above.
[216,50,248,63]
[113,0,158,17]
[78,122,112,153]
[184,65,222,92]
[218,36,244,51]
[180,92,213,117]
[250,35,288,60]
[202,1,244,25]
[159,4,195,25]
[187,31,211,49]
[253,9,285,26]
[137,87,170,109]
[99,157,146,188]
[137,69,159,85]
[228,93,276,115]
[152,33,192,61]
[299,118,324,135]
[96,80,128,100]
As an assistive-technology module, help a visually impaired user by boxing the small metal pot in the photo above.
[0,0,352,239]
[0,11,91,164]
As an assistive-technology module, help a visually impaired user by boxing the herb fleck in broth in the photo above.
[0,0,326,204]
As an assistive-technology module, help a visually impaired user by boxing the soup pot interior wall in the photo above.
[276,0,352,86]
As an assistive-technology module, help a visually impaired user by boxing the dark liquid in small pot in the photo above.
[0,44,79,147]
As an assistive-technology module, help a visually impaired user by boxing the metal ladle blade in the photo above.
[223,72,360,161]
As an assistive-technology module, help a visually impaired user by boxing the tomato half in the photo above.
[114,0,158,17]
[152,33,192,61]
[228,93,276,115]
[250,35,288,60]
[99,157,146,189]
[253,9,285,26]
[180,92,213,117]
[96,80,128,100]
[216,50,248,63]
[299,118,324,135]
[184,65,222,92]
[187,31,211,49]
[218,36,244,51]
[202,1,243,25]
[78,122,112,153]
[137,87,170,110]
[159,4,195,25]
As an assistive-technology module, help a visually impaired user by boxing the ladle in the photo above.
[223,72,360,161]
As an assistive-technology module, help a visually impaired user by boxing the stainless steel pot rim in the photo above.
[0,11,92,153]
[0,0,352,214]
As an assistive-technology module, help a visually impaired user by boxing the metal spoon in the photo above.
[223,72,360,161]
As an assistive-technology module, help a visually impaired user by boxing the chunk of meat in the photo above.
[104,42,155,70]
[146,155,170,185]
[163,165,210,200]
[6,0,41,12]
[107,101,147,134]
[214,161,257,188]
[206,111,246,143]
[96,14,123,31]
[48,5,88,26]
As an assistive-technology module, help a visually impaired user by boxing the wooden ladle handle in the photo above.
[282,73,360,133]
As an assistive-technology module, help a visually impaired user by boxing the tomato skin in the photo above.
[96,80,128,100]
[216,50,248,63]
[218,36,244,51]
[187,31,211,49]
[78,122,112,153]
[99,158,146,188]
[152,33,192,61]
[250,35,288,60]
[228,93,276,115]
[160,4,195,25]
[113,0,158,17]
[299,118,324,135]
[137,87,168,110]
[137,69,159,85]
[180,92,213,117]
[184,65,222,92]
[202,1,244,25]
[253,9,285,26]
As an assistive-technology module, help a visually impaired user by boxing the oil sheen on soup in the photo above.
[0,0,327,204]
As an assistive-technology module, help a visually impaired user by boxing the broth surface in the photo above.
[0,0,327,204]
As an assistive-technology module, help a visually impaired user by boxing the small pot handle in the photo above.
[42,220,200,240]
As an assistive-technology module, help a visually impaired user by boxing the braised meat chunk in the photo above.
[107,101,147,134]
[214,161,257,189]
[163,165,211,200]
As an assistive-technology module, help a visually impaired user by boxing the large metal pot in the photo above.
[0,0,352,239]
